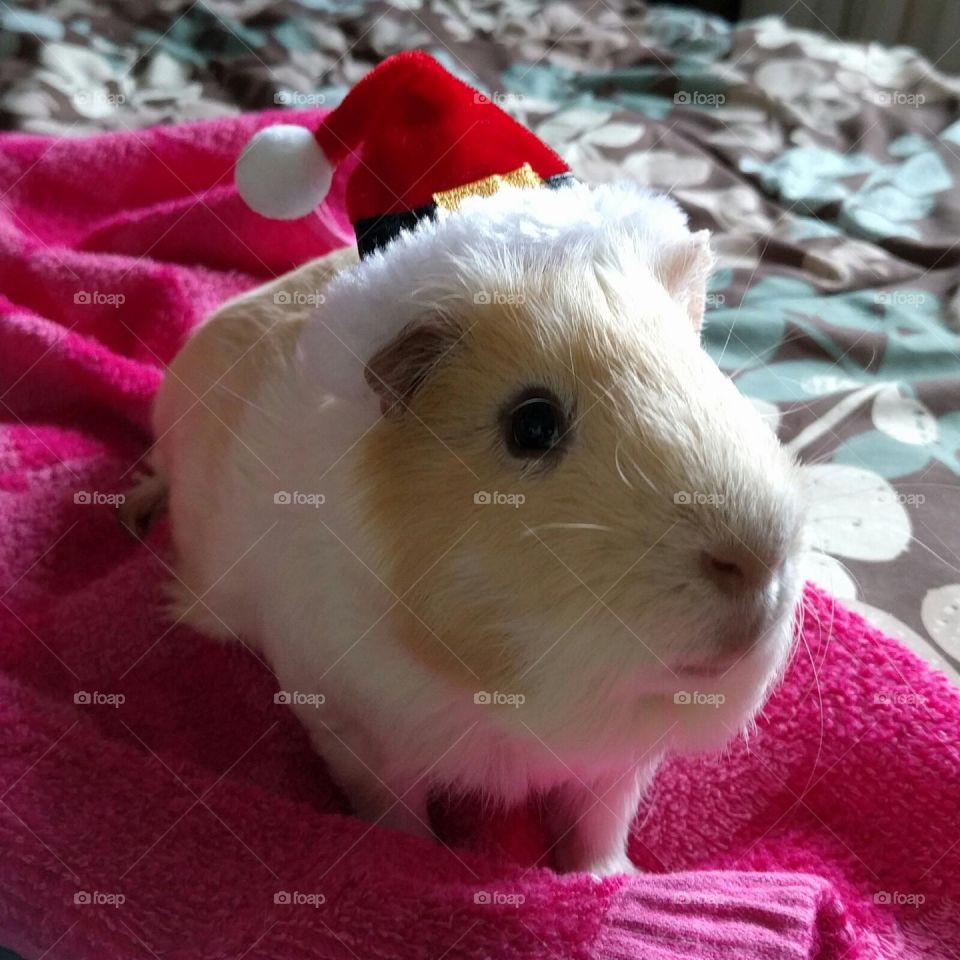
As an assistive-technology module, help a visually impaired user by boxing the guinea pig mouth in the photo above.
[670,650,759,679]
[670,611,787,679]
[674,661,733,679]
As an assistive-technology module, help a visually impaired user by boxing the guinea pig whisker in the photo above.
[614,439,634,490]
[632,460,659,495]
[906,535,960,577]
[521,522,618,537]
[614,439,659,494]
[794,595,827,797]
[807,551,866,601]
[800,589,837,672]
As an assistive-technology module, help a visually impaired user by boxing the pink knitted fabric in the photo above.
[0,116,957,959]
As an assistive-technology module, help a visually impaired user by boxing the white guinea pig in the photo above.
[125,181,805,875]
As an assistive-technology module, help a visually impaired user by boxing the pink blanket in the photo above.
[0,114,958,960]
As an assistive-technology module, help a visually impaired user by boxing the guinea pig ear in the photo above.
[364,316,462,417]
[655,229,715,334]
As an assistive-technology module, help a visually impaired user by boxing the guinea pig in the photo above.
[125,181,805,875]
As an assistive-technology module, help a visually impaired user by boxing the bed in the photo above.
[3,5,960,959]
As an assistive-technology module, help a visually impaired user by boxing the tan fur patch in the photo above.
[353,283,653,693]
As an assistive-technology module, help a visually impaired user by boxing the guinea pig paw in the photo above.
[585,852,640,878]
[117,471,167,540]
[556,847,639,877]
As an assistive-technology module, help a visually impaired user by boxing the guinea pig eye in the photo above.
[504,390,568,458]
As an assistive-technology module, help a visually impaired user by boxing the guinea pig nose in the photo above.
[700,546,775,596]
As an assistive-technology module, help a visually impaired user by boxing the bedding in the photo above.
[1,3,960,959]
[2,0,958,681]
[0,111,957,951]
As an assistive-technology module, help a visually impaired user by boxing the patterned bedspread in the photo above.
[3,0,959,682]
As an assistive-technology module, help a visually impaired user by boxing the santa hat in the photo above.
[235,51,574,257]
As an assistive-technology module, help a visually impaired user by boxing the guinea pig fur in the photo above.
[139,181,805,876]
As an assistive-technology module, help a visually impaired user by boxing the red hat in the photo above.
[236,51,573,256]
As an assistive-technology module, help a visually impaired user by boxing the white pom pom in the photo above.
[235,124,332,220]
